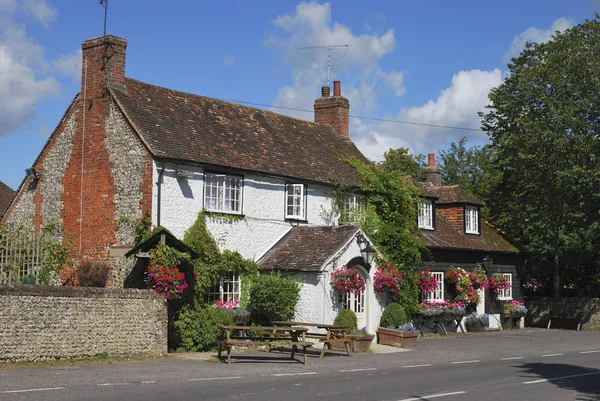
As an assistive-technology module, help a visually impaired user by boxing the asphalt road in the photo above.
[2,329,600,401]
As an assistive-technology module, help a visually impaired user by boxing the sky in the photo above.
[0,0,597,190]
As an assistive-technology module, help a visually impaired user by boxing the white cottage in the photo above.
[2,35,387,333]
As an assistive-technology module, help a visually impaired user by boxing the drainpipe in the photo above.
[157,163,165,227]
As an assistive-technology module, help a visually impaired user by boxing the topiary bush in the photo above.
[171,304,235,352]
[380,302,408,328]
[334,309,358,332]
[77,260,109,287]
[248,272,301,325]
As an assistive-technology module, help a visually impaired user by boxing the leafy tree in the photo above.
[379,148,425,179]
[480,16,600,296]
[437,137,500,217]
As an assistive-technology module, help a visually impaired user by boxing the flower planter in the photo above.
[465,322,486,332]
[377,327,403,347]
[350,334,374,352]
[400,331,418,348]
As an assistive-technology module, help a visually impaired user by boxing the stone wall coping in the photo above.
[0,284,163,300]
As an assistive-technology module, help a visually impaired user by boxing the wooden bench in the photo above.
[547,307,584,331]
[217,326,313,365]
[273,321,352,358]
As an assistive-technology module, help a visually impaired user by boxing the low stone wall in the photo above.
[524,296,600,330]
[0,284,167,362]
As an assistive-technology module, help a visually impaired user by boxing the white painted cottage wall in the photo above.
[152,162,335,260]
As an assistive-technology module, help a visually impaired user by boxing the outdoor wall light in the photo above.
[356,232,376,265]
[483,254,493,270]
[25,168,39,180]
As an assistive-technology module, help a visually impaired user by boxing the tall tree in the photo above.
[379,147,425,178]
[437,137,500,214]
[480,16,600,296]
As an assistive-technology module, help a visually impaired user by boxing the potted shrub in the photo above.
[331,309,374,352]
[377,303,408,347]
[464,312,489,332]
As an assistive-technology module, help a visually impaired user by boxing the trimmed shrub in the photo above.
[172,304,234,352]
[77,260,109,287]
[380,302,408,328]
[248,272,301,325]
[334,309,358,332]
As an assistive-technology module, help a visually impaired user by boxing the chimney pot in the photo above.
[321,86,330,97]
[428,153,435,167]
[333,80,341,96]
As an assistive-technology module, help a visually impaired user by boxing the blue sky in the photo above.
[0,0,596,190]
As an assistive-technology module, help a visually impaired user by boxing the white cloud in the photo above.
[503,17,573,64]
[223,55,234,66]
[354,69,503,161]
[22,0,57,29]
[0,15,60,136]
[266,1,400,117]
[53,48,81,79]
[0,0,17,12]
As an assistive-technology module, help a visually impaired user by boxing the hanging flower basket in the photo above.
[330,265,365,295]
[489,272,511,294]
[373,263,403,294]
[417,269,438,294]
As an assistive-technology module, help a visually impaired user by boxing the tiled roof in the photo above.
[259,225,360,272]
[415,182,484,206]
[0,181,15,218]
[417,211,520,253]
[110,79,368,186]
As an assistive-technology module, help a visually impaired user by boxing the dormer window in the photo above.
[285,183,306,220]
[418,199,434,230]
[465,205,479,234]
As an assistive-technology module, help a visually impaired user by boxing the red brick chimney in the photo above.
[422,153,442,186]
[81,35,127,97]
[314,80,349,137]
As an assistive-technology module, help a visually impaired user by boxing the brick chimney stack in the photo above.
[314,80,350,137]
[81,35,127,97]
[422,153,442,187]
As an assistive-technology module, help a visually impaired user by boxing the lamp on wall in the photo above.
[25,168,39,180]
[483,254,493,270]
[356,232,376,265]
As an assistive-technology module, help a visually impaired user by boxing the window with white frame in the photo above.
[204,173,243,214]
[418,199,434,229]
[423,272,444,302]
[497,273,512,300]
[208,270,241,302]
[285,183,306,220]
[341,194,365,223]
[465,205,479,234]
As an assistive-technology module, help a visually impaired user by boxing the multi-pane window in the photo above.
[465,205,479,234]
[285,184,306,220]
[497,273,512,300]
[208,270,241,302]
[418,199,434,229]
[204,173,242,214]
[341,194,365,223]
[423,272,444,302]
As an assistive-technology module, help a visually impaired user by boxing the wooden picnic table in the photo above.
[218,325,313,365]
[272,321,352,358]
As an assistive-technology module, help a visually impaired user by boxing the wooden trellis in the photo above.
[0,231,43,284]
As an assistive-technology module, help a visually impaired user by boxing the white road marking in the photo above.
[523,371,600,384]
[273,372,318,377]
[2,387,65,394]
[580,350,600,354]
[541,353,563,357]
[402,364,432,368]
[450,360,480,364]
[501,357,523,360]
[97,383,130,386]
[141,381,156,384]
[398,390,467,401]
[190,376,243,381]
[340,368,377,372]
